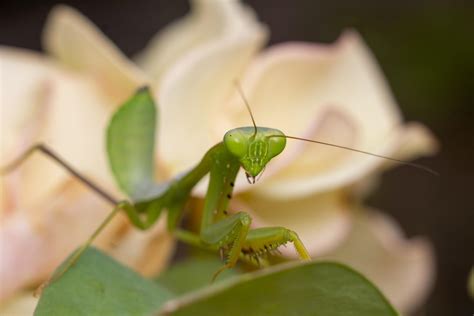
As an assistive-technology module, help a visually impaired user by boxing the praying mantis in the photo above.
[1,84,436,285]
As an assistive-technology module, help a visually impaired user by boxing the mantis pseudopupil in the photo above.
[1,83,437,287]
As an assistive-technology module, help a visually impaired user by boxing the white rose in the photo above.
[0,6,174,304]
[0,1,438,315]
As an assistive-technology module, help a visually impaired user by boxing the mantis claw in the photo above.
[211,264,231,283]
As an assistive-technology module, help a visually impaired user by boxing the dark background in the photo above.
[1,1,473,315]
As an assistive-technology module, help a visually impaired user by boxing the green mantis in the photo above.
[1,85,436,285]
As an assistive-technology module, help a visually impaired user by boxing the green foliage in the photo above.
[107,87,157,201]
[35,248,398,315]
[159,261,399,316]
[34,247,173,316]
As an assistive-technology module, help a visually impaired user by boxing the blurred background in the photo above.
[1,0,472,315]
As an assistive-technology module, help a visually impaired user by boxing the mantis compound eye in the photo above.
[267,133,286,159]
[224,130,249,158]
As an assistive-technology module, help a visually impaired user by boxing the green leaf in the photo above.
[35,247,173,316]
[107,87,157,201]
[156,256,240,295]
[158,261,399,316]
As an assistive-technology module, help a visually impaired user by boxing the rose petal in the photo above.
[227,29,400,141]
[0,181,174,303]
[0,292,38,316]
[348,123,438,199]
[231,30,435,198]
[0,49,172,300]
[0,182,120,302]
[238,191,352,256]
[257,119,405,198]
[253,107,360,198]
[392,122,439,161]
[321,210,435,314]
[153,0,267,175]
[1,48,117,211]
[43,5,147,101]
[136,0,264,81]
[1,47,53,164]
[110,217,174,276]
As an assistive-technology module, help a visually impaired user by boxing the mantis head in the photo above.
[224,127,286,183]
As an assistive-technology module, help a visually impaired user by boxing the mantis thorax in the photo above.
[223,127,286,180]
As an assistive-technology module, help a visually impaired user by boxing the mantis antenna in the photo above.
[234,80,257,137]
[269,134,439,176]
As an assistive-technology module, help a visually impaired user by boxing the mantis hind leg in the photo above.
[1,143,118,204]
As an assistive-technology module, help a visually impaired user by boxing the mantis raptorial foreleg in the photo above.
[203,212,252,279]
[243,227,311,261]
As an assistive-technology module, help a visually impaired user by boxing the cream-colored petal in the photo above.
[36,74,116,192]
[371,122,438,177]
[0,292,38,316]
[227,29,400,142]
[238,191,352,256]
[1,48,69,209]
[137,0,262,81]
[156,1,267,175]
[0,181,174,303]
[321,210,435,314]
[392,122,439,161]
[256,121,407,199]
[254,108,365,198]
[0,182,118,302]
[255,129,397,202]
[110,217,175,276]
[1,48,173,302]
[43,5,147,101]
[225,30,415,198]
[347,124,438,199]
[0,214,45,302]
[1,47,52,164]
[1,47,117,211]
